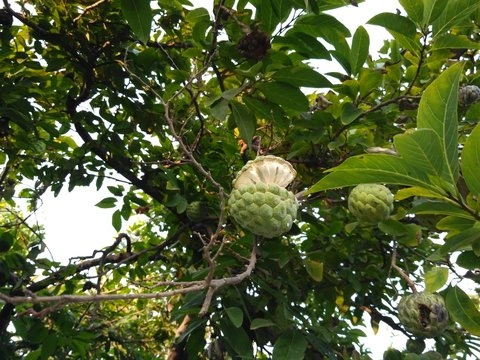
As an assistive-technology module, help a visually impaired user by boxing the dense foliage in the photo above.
[1,0,480,358]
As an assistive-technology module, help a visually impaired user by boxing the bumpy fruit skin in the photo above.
[229,156,298,238]
[398,292,449,338]
[186,201,208,222]
[228,183,298,238]
[406,338,426,354]
[348,184,394,223]
[459,85,480,107]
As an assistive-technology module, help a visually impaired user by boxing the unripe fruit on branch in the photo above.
[186,201,208,222]
[228,156,298,238]
[397,292,449,338]
[347,184,394,224]
[459,85,480,107]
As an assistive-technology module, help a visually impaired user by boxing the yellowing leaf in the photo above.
[305,259,323,282]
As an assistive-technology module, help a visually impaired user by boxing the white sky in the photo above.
[27,0,429,358]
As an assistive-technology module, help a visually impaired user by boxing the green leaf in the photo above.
[225,307,244,328]
[272,329,307,360]
[305,259,323,282]
[340,102,362,125]
[395,186,446,200]
[271,67,332,88]
[417,62,464,187]
[410,201,474,219]
[256,82,309,112]
[446,286,480,336]
[461,123,480,196]
[358,69,383,98]
[456,251,480,270]
[221,317,253,358]
[422,0,449,26]
[367,13,417,37]
[112,210,122,231]
[433,34,480,50]
[350,26,369,76]
[185,8,210,24]
[394,130,444,180]
[274,32,330,59]
[120,0,152,44]
[399,0,424,24]
[432,0,480,36]
[424,266,449,293]
[250,318,277,330]
[434,227,480,258]
[231,101,257,149]
[95,197,117,209]
[306,154,437,195]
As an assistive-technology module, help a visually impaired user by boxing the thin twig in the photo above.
[391,246,418,294]
[73,0,108,22]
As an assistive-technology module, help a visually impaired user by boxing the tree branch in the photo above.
[0,242,257,313]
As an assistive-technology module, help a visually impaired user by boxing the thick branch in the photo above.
[0,243,257,309]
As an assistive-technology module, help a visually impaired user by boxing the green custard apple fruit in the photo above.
[186,201,208,222]
[228,156,298,238]
[348,183,394,223]
[397,292,449,338]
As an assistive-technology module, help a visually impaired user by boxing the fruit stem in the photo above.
[391,246,418,294]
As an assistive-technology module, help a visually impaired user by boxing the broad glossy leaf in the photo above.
[395,186,446,200]
[185,8,210,24]
[446,286,480,336]
[422,0,449,26]
[393,129,445,182]
[424,266,449,293]
[358,69,383,98]
[221,317,253,358]
[256,82,309,112]
[231,101,257,149]
[272,329,307,360]
[461,123,480,196]
[435,227,480,257]
[306,154,437,195]
[120,0,152,44]
[367,13,417,37]
[411,201,474,219]
[432,0,480,36]
[456,251,480,270]
[417,62,463,187]
[340,102,362,125]
[399,0,424,24]
[225,307,244,328]
[272,67,332,88]
[274,32,330,59]
[293,13,350,41]
[350,26,369,76]
[433,34,480,50]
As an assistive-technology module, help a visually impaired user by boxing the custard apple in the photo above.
[228,156,298,238]
[459,84,480,107]
[348,184,394,223]
[405,338,426,354]
[186,201,208,222]
[397,292,449,338]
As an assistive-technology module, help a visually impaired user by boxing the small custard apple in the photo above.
[186,201,208,222]
[459,84,480,107]
[397,292,449,338]
[228,156,298,238]
[348,184,394,224]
